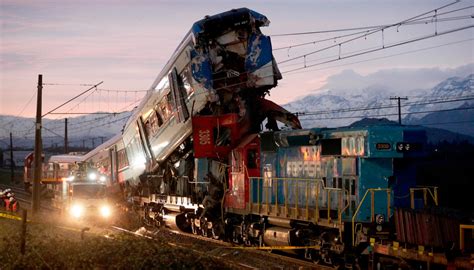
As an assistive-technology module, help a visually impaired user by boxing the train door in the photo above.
[109,146,117,183]
[137,117,154,165]
[169,68,189,123]
[342,157,358,217]
[226,135,260,209]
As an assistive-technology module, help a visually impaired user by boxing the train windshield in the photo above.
[72,184,106,199]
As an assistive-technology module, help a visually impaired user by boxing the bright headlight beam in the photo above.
[88,172,97,181]
[100,205,111,218]
[71,205,83,218]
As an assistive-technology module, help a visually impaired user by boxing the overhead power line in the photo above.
[48,112,124,115]
[281,38,474,74]
[299,106,474,121]
[281,25,473,73]
[271,5,473,38]
[273,13,473,51]
[0,91,36,130]
[42,83,96,86]
[42,81,104,117]
[295,95,474,116]
[278,1,466,65]
[96,88,149,93]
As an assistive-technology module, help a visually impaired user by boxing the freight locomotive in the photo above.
[25,8,472,268]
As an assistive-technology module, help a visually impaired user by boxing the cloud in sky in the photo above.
[319,64,474,95]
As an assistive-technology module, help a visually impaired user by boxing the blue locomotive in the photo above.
[222,124,428,262]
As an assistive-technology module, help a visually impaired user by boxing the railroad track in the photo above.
[110,225,335,270]
[0,183,333,268]
[0,184,58,212]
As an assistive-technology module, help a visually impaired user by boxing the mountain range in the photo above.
[283,74,474,139]
[0,111,131,149]
[1,73,473,149]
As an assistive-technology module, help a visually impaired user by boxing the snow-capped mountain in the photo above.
[404,74,474,121]
[283,74,474,136]
[1,74,473,148]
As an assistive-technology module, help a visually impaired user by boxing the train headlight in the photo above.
[375,214,385,225]
[100,205,111,218]
[71,204,84,218]
[62,175,75,181]
[88,172,97,181]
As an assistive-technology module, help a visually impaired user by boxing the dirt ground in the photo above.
[0,216,232,269]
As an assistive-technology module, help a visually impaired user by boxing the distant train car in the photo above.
[77,134,129,199]
[23,152,44,190]
[24,152,81,192]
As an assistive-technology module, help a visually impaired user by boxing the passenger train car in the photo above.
[120,7,299,190]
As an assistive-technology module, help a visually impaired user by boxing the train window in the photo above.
[322,177,327,188]
[350,179,356,196]
[344,179,350,193]
[180,68,194,98]
[246,149,258,169]
[338,178,342,189]
[321,139,342,155]
[158,95,173,122]
[263,164,273,187]
[117,149,129,169]
[145,112,160,137]
[214,127,231,146]
[167,93,175,111]
[170,68,189,122]
[332,177,337,188]
[154,76,169,93]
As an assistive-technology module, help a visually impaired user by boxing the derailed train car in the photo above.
[117,8,300,209]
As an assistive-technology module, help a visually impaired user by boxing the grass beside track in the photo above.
[0,217,231,269]
[0,168,23,186]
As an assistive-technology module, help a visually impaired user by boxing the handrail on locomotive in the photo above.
[409,186,439,209]
[351,188,391,247]
[247,177,349,225]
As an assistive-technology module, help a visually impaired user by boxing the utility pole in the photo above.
[32,74,43,216]
[64,118,68,154]
[9,132,14,183]
[390,96,408,125]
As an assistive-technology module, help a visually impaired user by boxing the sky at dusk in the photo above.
[0,0,473,119]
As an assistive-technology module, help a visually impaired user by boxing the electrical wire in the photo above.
[273,13,473,51]
[42,81,103,117]
[295,95,474,116]
[270,4,471,37]
[277,1,465,65]
[42,83,96,86]
[281,38,474,75]
[0,91,36,130]
[299,106,474,121]
[281,25,473,73]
